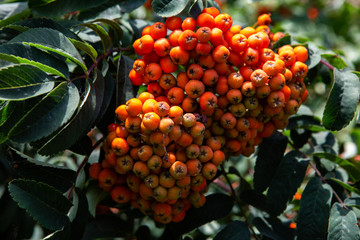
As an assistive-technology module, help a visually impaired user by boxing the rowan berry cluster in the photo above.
[89,7,309,224]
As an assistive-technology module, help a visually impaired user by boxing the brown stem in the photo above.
[320,59,335,71]
[67,137,104,199]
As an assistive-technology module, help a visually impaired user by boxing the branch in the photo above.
[320,59,335,71]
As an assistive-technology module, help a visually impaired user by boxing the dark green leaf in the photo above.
[69,188,90,240]
[152,0,191,17]
[322,69,360,130]
[328,202,360,240]
[0,189,18,233]
[93,18,123,44]
[0,101,25,144]
[305,42,321,69]
[188,0,203,18]
[28,0,110,17]
[34,80,97,155]
[0,8,31,28]
[81,215,130,240]
[116,55,138,106]
[287,115,323,131]
[0,101,16,128]
[0,64,55,100]
[8,148,76,192]
[290,129,312,148]
[297,177,332,240]
[252,217,282,240]
[311,131,339,155]
[344,197,360,207]
[70,39,98,62]
[12,18,80,40]
[214,220,250,240]
[272,34,291,51]
[253,217,295,240]
[327,178,360,195]
[78,23,112,52]
[322,53,347,70]
[162,194,234,238]
[0,43,70,79]
[95,68,114,125]
[8,82,79,143]
[254,132,288,193]
[9,28,87,73]
[313,152,360,182]
[8,179,72,231]
[135,225,152,240]
[266,151,309,216]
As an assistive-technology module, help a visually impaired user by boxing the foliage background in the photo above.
[0,0,359,239]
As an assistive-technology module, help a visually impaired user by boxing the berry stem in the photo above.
[68,47,131,83]
[320,59,335,71]
[288,139,347,209]
[67,137,104,199]
[220,164,260,240]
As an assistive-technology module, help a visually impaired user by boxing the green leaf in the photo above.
[0,101,16,128]
[328,202,360,240]
[0,101,25,144]
[8,179,72,231]
[214,220,250,240]
[313,152,360,182]
[188,0,203,18]
[272,34,292,51]
[0,64,55,100]
[69,39,98,62]
[322,69,360,130]
[28,0,110,17]
[33,80,97,155]
[287,115,324,131]
[297,177,333,240]
[290,129,312,148]
[327,178,360,195]
[0,43,70,79]
[9,28,87,73]
[254,132,288,193]
[85,184,109,217]
[344,197,360,207]
[0,8,31,28]
[93,18,123,43]
[266,151,309,216]
[162,193,234,238]
[152,0,191,17]
[322,53,348,70]
[7,82,79,143]
[78,23,112,53]
[81,215,130,240]
[305,42,321,69]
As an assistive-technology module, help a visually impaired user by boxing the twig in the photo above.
[320,59,335,71]
[220,164,260,240]
[288,139,347,209]
[67,137,104,199]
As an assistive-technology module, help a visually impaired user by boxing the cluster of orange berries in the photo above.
[89,7,309,224]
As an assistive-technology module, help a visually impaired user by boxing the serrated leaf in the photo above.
[273,34,292,51]
[9,28,87,73]
[0,101,16,128]
[305,42,321,69]
[0,64,55,100]
[162,194,234,238]
[152,0,191,17]
[266,151,309,216]
[322,69,360,130]
[214,220,250,240]
[8,147,76,192]
[328,202,360,240]
[313,152,360,182]
[0,43,69,79]
[69,39,98,62]
[28,0,110,17]
[78,23,112,53]
[254,132,288,193]
[34,80,97,155]
[322,53,347,70]
[7,82,79,143]
[12,18,80,40]
[297,177,333,240]
[8,179,72,231]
